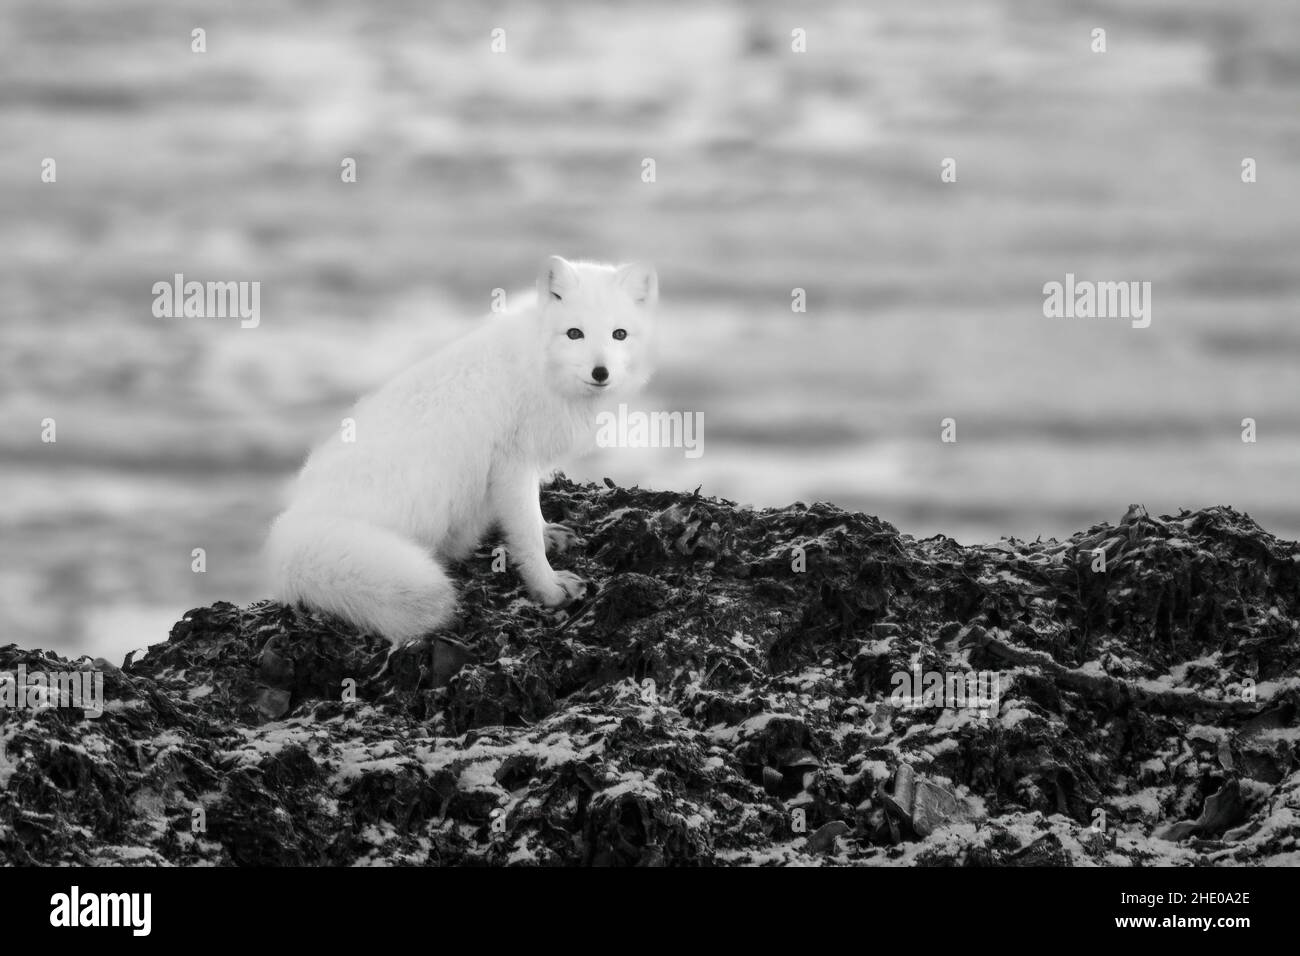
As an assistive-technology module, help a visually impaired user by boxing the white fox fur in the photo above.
[264,256,657,643]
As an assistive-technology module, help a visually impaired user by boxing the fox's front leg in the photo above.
[544,522,581,555]
[492,465,587,607]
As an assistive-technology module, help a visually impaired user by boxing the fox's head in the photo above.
[536,256,657,399]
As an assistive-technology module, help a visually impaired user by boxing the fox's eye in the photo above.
[566,328,584,340]
[612,329,627,341]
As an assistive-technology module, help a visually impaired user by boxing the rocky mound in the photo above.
[2,478,1298,865]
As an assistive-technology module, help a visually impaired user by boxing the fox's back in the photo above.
[285,315,534,541]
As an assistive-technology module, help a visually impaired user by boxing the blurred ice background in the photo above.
[2,0,1299,661]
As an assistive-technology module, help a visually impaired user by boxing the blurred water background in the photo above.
[3,0,1299,662]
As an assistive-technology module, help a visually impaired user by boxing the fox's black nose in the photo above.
[591,366,609,383]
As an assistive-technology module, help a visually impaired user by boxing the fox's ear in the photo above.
[617,261,658,307]
[537,255,580,303]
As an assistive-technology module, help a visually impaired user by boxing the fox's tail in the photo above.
[264,511,455,643]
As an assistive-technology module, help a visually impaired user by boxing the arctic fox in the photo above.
[265,256,658,643]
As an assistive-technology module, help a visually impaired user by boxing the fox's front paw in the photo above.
[544,522,582,555]
[532,570,589,608]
